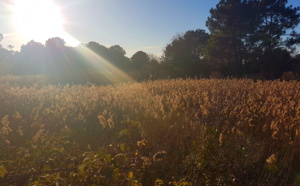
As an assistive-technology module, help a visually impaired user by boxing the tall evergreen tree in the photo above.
[205,0,300,76]
[205,0,257,75]
[256,0,300,51]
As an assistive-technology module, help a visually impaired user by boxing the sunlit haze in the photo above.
[1,0,300,57]
[11,0,79,47]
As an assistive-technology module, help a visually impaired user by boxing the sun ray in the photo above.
[75,44,135,84]
[59,31,80,47]
[10,0,132,83]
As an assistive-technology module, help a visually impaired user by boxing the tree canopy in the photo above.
[163,29,210,76]
[131,51,149,70]
[205,0,300,78]
[0,0,300,82]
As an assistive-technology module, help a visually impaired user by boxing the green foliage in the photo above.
[131,51,150,70]
[205,0,300,76]
[205,0,257,74]
[164,29,210,77]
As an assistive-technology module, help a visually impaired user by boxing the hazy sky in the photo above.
[1,0,300,57]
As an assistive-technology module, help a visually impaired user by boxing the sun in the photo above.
[13,0,64,42]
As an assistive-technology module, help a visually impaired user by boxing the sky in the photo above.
[1,0,300,57]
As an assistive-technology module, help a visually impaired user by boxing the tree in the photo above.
[260,48,292,79]
[0,33,3,50]
[86,41,108,57]
[45,37,66,50]
[205,0,300,77]
[256,0,300,51]
[21,40,44,53]
[0,33,9,74]
[255,0,300,78]
[7,45,14,51]
[107,45,130,71]
[86,42,131,71]
[109,45,126,56]
[205,0,258,75]
[163,29,210,77]
[21,41,43,73]
[130,51,150,70]
[15,40,45,75]
[45,37,68,75]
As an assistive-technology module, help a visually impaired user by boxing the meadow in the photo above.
[0,76,299,185]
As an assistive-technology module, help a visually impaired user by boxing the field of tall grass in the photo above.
[0,76,299,185]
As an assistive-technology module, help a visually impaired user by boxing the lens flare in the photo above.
[13,0,63,41]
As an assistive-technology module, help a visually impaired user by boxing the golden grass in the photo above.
[0,77,299,185]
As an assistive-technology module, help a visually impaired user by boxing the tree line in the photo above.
[1,0,300,83]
